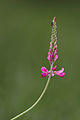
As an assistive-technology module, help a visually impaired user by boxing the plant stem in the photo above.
[11,64,53,120]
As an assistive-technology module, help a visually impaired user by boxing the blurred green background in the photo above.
[0,0,80,120]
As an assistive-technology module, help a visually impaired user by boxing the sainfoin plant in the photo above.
[11,17,65,120]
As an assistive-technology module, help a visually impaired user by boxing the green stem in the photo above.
[11,64,53,120]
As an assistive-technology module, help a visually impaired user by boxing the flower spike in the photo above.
[41,17,65,78]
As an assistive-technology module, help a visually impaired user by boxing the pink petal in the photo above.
[48,51,51,55]
[54,71,60,76]
[41,72,48,77]
[52,65,57,71]
[50,43,52,48]
[49,48,52,52]
[54,71,65,77]
[47,55,51,61]
[52,73,54,77]
[54,49,57,55]
[48,48,52,55]
[58,68,64,73]
[41,67,48,72]
[59,72,65,77]
[54,54,58,62]
[52,53,54,58]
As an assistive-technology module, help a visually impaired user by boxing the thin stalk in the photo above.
[11,63,53,120]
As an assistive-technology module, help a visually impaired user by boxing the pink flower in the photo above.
[47,55,51,62]
[41,67,49,77]
[54,49,57,55]
[54,54,58,62]
[41,66,65,78]
[52,65,57,71]
[52,67,65,77]
[50,43,52,48]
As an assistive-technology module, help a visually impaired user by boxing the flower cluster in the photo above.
[41,17,65,78]
[41,66,65,77]
[47,17,58,64]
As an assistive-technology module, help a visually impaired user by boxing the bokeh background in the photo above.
[0,0,80,120]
